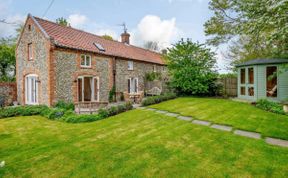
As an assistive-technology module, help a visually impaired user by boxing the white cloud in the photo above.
[68,14,88,28]
[131,15,180,49]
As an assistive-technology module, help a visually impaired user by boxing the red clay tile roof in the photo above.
[33,16,165,65]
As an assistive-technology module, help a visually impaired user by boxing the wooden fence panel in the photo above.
[218,77,237,97]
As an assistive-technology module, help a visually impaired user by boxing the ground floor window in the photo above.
[78,76,99,102]
[25,74,38,105]
[128,77,138,93]
[266,66,277,97]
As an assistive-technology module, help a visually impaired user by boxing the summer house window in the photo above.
[266,66,277,97]
[153,65,157,72]
[240,68,245,84]
[128,61,133,70]
[28,43,33,60]
[80,55,91,67]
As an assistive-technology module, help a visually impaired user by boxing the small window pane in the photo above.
[28,43,33,60]
[81,55,85,66]
[248,68,254,84]
[240,68,245,84]
[248,87,254,96]
[267,66,277,97]
[86,56,91,66]
[240,87,245,95]
[128,61,133,70]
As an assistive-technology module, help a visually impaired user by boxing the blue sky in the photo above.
[0,0,229,72]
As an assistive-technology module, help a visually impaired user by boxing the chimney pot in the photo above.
[121,32,130,44]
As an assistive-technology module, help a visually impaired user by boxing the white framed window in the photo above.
[80,55,91,68]
[128,77,138,94]
[153,65,157,72]
[28,43,33,60]
[128,61,133,70]
[77,76,99,102]
[25,74,38,105]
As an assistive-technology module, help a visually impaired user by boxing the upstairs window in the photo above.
[80,55,91,68]
[128,61,133,70]
[153,65,157,72]
[28,43,33,60]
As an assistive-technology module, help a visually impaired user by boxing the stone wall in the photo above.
[115,58,168,98]
[54,50,112,103]
[0,82,17,106]
[16,17,50,105]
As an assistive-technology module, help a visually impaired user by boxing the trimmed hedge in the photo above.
[142,93,177,106]
[0,102,133,123]
[0,105,49,119]
[256,99,285,115]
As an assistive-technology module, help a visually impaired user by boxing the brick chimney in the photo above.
[121,32,130,44]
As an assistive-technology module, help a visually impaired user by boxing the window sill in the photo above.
[80,66,92,69]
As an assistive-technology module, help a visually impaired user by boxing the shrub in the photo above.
[98,108,109,118]
[54,100,75,111]
[0,102,133,124]
[142,93,177,106]
[46,108,65,120]
[256,99,285,115]
[0,105,49,119]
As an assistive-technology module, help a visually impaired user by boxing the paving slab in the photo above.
[234,130,261,139]
[165,112,179,117]
[265,137,288,148]
[177,116,193,121]
[192,120,211,126]
[211,124,232,132]
[146,108,157,111]
[156,110,168,114]
[137,107,146,110]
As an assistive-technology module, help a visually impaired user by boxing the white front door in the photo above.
[25,75,38,105]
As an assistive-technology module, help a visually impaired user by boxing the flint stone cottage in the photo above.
[16,14,167,109]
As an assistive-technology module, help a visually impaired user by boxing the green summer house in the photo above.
[236,59,288,102]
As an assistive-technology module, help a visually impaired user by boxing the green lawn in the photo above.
[149,97,288,140]
[1,109,288,177]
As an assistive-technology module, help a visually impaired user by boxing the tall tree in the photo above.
[204,0,288,64]
[56,17,70,27]
[144,41,160,51]
[0,37,16,81]
[165,39,217,95]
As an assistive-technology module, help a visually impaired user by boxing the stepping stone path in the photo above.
[140,106,288,148]
[156,110,168,114]
[265,137,288,147]
[211,124,232,132]
[234,130,261,139]
[177,116,193,121]
[165,113,179,117]
[192,120,211,126]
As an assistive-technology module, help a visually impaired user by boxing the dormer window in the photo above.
[80,54,91,68]
[128,61,133,70]
[28,43,33,60]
